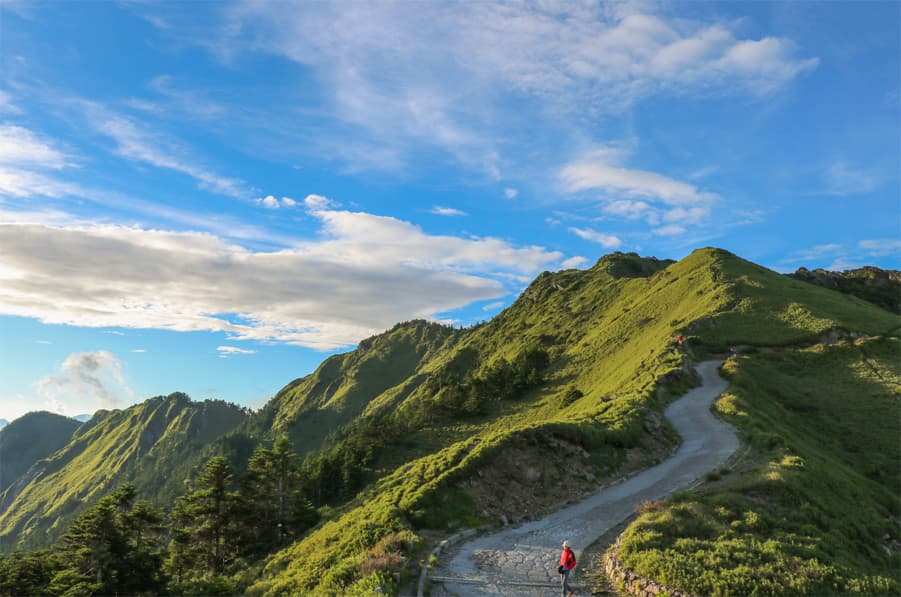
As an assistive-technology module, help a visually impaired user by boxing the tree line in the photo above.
[0,436,318,596]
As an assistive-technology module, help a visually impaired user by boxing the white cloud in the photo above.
[0,209,563,349]
[482,301,506,311]
[151,3,817,174]
[257,195,280,209]
[859,239,901,257]
[569,227,622,248]
[430,206,468,217]
[34,340,51,344]
[255,195,297,209]
[561,147,717,206]
[504,187,519,199]
[131,349,146,353]
[217,345,256,355]
[82,104,251,199]
[103,330,125,335]
[561,256,589,269]
[35,350,133,414]
[603,199,654,220]
[303,194,335,210]
[653,225,686,236]
[0,125,71,169]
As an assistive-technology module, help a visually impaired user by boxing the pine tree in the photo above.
[48,483,165,595]
[167,456,239,580]
[238,436,318,555]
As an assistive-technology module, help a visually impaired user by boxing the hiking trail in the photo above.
[426,360,739,597]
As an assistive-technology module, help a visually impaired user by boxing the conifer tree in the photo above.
[238,436,318,554]
[167,456,239,579]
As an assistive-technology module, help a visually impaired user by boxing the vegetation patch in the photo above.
[613,337,901,596]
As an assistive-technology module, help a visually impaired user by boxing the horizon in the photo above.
[1,1,899,423]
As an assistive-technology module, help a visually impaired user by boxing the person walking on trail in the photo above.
[559,539,576,597]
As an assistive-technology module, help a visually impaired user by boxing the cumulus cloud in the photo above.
[35,350,133,414]
[255,195,297,209]
[303,194,335,210]
[0,209,566,349]
[429,206,468,216]
[569,227,622,248]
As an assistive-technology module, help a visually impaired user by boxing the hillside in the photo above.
[1,247,897,596]
[0,412,81,495]
[0,394,248,550]
[246,248,899,595]
[612,337,900,595]
[790,266,901,314]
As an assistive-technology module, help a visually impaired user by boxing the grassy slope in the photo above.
[249,248,900,595]
[0,412,81,495]
[0,394,248,550]
[616,338,900,595]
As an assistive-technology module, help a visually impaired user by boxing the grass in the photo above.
[244,249,900,595]
[614,337,901,596]
[5,248,899,595]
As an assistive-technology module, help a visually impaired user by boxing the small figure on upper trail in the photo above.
[559,539,577,597]
[677,335,684,350]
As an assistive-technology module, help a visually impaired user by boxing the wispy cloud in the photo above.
[561,146,717,206]
[80,102,253,199]
[504,188,519,199]
[429,206,468,217]
[569,227,622,248]
[0,124,71,168]
[0,207,568,349]
[217,345,256,356]
[140,3,817,175]
[822,162,879,196]
[859,239,901,257]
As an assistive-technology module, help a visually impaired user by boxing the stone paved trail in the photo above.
[427,360,739,597]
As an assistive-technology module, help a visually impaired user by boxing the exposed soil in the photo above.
[460,423,679,528]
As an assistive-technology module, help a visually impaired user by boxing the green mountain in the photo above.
[0,394,248,550]
[2,248,897,596]
[0,412,81,496]
[790,266,901,313]
[243,248,898,595]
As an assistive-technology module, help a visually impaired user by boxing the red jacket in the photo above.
[559,547,576,571]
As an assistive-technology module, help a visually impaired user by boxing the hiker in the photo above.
[677,335,684,350]
[558,539,576,597]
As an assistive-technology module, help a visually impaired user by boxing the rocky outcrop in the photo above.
[604,534,695,597]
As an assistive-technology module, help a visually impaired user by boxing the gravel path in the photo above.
[427,360,739,597]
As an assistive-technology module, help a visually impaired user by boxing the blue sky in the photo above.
[0,1,898,423]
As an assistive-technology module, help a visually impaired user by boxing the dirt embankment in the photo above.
[460,422,678,527]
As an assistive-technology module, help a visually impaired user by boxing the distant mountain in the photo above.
[790,266,901,313]
[0,420,7,431]
[72,414,93,423]
[0,394,249,549]
[0,412,81,495]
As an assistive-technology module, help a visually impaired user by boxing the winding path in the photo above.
[428,360,739,596]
